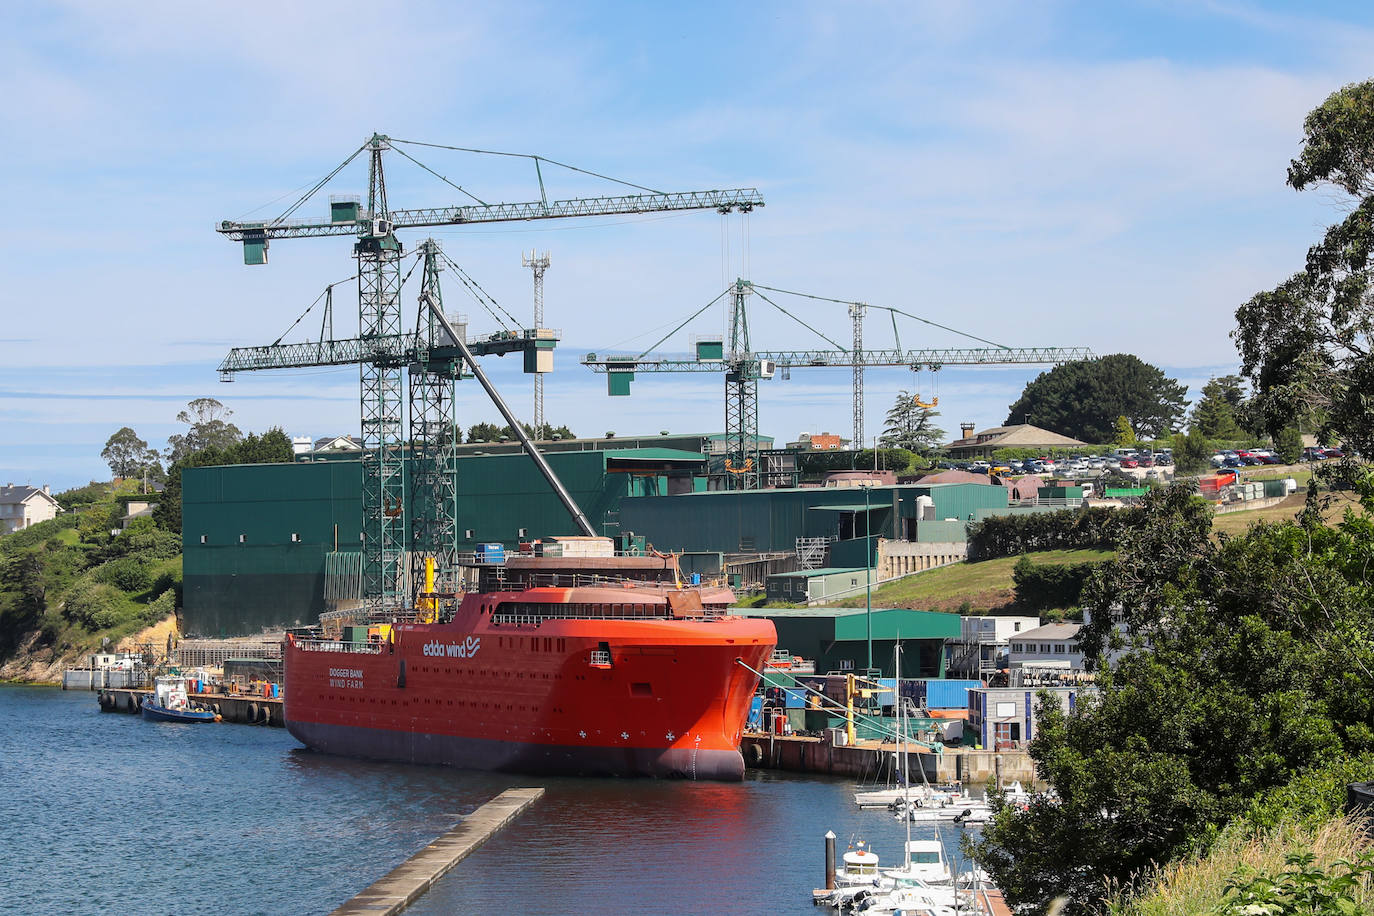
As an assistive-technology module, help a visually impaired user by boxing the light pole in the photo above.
[863,483,873,672]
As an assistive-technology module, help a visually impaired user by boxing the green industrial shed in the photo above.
[738,606,962,677]
[181,447,705,636]
[617,483,1008,564]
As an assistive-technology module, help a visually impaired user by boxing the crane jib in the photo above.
[218,189,764,240]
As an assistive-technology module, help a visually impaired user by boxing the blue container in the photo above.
[271,683,280,698]
[783,688,807,709]
[690,573,701,585]
[475,543,506,564]
[924,679,980,710]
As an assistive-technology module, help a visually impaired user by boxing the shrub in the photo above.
[1013,557,1102,612]
[138,589,176,626]
[95,556,153,593]
[967,507,1132,560]
[61,581,124,630]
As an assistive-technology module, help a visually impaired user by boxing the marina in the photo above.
[1,686,992,914]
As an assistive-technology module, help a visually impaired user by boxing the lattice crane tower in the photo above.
[523,250,552,433]
[849,301,867,447]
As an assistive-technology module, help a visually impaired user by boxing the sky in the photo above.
[3,0,1373,491]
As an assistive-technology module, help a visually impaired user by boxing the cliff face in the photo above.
[0,615,178,684]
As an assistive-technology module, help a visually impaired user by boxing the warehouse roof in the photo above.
[765,567,867,579]
[737,606,961,640]
[602,448,706,462]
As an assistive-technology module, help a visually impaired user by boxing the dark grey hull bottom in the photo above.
[285,718,746,781]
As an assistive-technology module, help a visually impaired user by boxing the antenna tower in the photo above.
[523,250,551,433]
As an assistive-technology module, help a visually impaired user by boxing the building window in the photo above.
[1011,643,1022,652]
[1014,622,1022,631]
[839,659,853,670]
[1041,643,1050,653]
[1054,644,1065,654]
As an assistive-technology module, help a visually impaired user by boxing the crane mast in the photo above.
[523,250,551,433]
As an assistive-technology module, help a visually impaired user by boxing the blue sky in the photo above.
[4,1,1372,490]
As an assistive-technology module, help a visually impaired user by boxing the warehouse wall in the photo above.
[181,450,635,635]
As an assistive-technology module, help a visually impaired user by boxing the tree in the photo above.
[165,397,242,463]
[1235,80,1374,455]
[1171,426,1213,473]
[466,422,504,444]
[1275,426,1303,465]
[878,392,946,451]
[972,485,1374,913]
[1005,354,1187,443]
[1111,415,1136,446]
[1188,375,1247,439]
[101,427,150,478]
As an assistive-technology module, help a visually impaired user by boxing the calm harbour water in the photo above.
[0,686,981,915]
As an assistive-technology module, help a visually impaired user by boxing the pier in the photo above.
[96,687,285,726]
[742,731,1036,786]
[330,787,545,916]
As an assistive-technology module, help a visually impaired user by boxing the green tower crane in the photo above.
[582,279,1094,489]
[216,134,764,616]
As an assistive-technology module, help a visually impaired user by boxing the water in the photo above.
[1,687,981,915]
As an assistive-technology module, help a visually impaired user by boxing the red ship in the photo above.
[283,554,776,780]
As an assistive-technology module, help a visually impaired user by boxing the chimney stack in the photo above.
[43,485,50,495]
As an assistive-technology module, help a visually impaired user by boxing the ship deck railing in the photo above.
[491,607,729,626]
[475,572,728,592]
[293,639,386,654]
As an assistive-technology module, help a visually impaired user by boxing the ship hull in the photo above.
[286,718,746,780]
[282,611,775,781]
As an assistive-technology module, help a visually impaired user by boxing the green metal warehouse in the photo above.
[617,483,1009,567]
[738,606,962,677]
[181,447,705,636]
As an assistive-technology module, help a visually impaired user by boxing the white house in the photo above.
[1008,622,1085,671]
[0,484,61,535]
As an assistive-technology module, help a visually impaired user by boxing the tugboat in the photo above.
[141,676,219,723]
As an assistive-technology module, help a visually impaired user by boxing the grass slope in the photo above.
[827,549,1114,614]
[1112,816,1372,916]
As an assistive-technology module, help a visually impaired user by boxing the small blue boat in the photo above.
[141,676,218,723]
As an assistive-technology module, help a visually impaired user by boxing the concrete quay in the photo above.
[330,787,545,916]
[96,687,285,727]
[742,731,1035,786]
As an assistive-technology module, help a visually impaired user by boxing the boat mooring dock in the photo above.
[742,731,1035,785]
[330,787,545,916]
[96,687,284,726]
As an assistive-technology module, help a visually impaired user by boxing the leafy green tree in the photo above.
[466,422,504,443]
[878,392,945,452]
[1006,354,1187,443]
[165,398,242,463]
[1112,415,1137,446]
[1188,375,1247,438]
[1172,426,1213,473]
[973,485,1374,914]
[1236,79,1374,454]
[1275,426,1303,465]
[101,427,150,478]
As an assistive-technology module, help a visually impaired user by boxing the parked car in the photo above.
[1324,448,1346,459]
[1119,457,1139,469]
[1088,457,1107,469]
[1138,455,1155,468]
